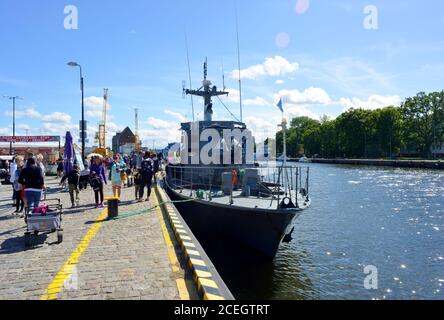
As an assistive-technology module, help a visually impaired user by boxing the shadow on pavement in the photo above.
[0,233,48,255]
[0,226,26,237]
[0,214,18,222]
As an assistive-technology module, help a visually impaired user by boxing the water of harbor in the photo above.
[202,163,444,300]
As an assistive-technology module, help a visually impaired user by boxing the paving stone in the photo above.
[0,178,184,300]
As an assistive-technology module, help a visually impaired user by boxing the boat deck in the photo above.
[169,185,310,211]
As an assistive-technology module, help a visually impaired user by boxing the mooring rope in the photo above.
[107,199,195,220]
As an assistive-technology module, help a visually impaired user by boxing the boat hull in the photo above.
[164,183,300,260]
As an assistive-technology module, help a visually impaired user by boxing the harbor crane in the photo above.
[96,88,109,156]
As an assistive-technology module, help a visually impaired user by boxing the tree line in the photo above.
[275,91,444,159]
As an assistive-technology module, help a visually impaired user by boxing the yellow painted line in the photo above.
[204,293,225,300]
[153,189,189,300]
[190,258,207,267]
[185,249,201,257]
[182,241,196,248]
[40,209,108,300]
[156,186,228,301]
[176,279,190,300]
[195,269,212,278]
[198,278,219,289]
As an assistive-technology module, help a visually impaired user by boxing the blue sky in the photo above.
[1,0,444,147]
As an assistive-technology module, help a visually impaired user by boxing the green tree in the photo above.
[401,91,444,158]
[335,108,373,158]
[319,116,339,158]
[373,106,403,158]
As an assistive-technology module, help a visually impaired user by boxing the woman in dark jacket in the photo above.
[18,157,44,213]
[90,157,107,208]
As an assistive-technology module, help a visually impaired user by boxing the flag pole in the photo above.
[282,111,287,167]
[277,98,287,166]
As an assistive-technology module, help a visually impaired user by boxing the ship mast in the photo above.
[184,58,229,122]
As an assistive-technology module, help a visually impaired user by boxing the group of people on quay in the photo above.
[3,150,162,216]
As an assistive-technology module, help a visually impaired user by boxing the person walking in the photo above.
[90,157,107,208]
[133,169,142,201]
[131,152,137,170]
[136,151,143,169]
[36,154,46,177]
[61,164,81,208]
[56,158,64,178]
[18,157,44,215]
[138,152,153,202]
[12,156,24,215]
[110,154,126,200]
[10,157,17,207]
[152,153,160,184]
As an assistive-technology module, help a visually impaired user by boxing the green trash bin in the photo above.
[106,197,119,219]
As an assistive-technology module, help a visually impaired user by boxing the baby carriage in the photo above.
[24,198,63,247]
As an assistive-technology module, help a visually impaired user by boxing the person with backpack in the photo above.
[138,152,153,202]
[61,164,81,208]
[90,157,107,208]
[18,157,45,214]
[152,153,160,184]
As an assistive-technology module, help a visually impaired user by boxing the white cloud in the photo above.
[245,115,280,138]
[229,56,299,80]
[244,97,269,106]
[0,127,11,135]
[222,88,269,107]
[339,94,402,110]
[275,80,285,85]
[147,117,173,130]
[286,105,319,120]
[164,110,188,123]
[276,87,332,105]
[106,122,123,133]
[138,125,181,148]
[17,124,30,130]
[5,106,41,119]
[4,106,71,124]
[84,96,111,119]
[41,112,72,124]
[300,56,397,96]
[40,122,77,135]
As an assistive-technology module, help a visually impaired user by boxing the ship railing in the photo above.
[165,165,310,209]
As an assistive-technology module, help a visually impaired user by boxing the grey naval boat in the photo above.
[163,60,311,260]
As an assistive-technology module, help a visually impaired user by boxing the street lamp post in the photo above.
[67,62,85,162]
[3,95,23,155]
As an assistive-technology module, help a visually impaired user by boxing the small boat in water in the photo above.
[299,156,312,163]
[162,61,311,259]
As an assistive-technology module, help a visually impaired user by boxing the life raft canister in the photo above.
[231,169,239,186]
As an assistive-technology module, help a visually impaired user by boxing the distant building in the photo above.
[112,127,136,154]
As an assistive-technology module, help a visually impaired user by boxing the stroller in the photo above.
[24,198,63,247]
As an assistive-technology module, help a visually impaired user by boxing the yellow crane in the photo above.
[96,88,109,156]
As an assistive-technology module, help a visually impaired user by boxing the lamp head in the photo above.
[67,62,79,67]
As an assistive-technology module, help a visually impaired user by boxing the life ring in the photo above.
[231,170,239,186]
